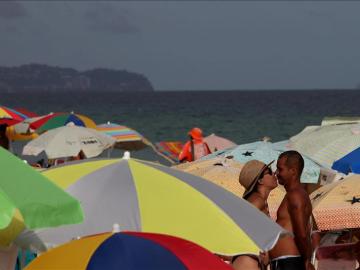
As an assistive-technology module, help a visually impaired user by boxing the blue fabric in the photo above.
[332,147,360,174]
[86,233,187,270]
[65,114,85,127]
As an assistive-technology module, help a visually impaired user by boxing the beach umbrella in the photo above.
[96,122,151,151]
[154,135,235,164]
[202,140,320,184]
[18,155,287,256]
[0,106,29,126]
[0,147,83,247]
[174,157,285,221]
[154,141,184,163]
[289,124,360,169]
[29,112,97,133]
[22,124,116,159]
[332,146,360,174]
[310,174,360,231]
[203,133,236,153]
[25,231,232,270]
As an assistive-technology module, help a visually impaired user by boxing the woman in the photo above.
[232,159,278,270]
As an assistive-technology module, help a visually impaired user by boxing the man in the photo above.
[178,127,211,162]
[270,150,315,270]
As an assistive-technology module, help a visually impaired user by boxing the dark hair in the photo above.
[0,124,8,132]
[279,150,304,176]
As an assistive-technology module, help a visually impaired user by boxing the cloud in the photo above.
[84,3,139,34]
[0,1,27,19]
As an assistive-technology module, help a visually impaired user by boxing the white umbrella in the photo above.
[22,124,116,159]
[289,124,360,168]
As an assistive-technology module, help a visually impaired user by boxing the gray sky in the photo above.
[1,1,360,90]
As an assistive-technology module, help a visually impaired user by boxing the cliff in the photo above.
[0,64,154,92]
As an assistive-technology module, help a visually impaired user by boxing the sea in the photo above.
[2,89,360,164]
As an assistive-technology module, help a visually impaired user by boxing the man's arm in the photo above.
[288,190,314,269]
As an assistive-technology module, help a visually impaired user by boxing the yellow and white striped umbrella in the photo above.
[289,124,360,168]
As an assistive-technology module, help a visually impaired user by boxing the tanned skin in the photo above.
[270,155,315,270]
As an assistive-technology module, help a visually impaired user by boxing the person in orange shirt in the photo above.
[178,127,211,162]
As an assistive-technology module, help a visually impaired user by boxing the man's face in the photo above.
[276,157,291,185]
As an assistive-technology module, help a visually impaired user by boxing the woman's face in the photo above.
[260,167,278,190]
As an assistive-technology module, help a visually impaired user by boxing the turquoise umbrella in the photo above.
[202,140,320,184]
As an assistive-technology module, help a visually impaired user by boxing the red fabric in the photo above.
[125,232,232,270]
[14,108,38,117]
[0,119,21,126]
[178,139,211,162]
[29,113,61,130]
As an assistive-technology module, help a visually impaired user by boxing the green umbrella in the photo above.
[0,147,83,245]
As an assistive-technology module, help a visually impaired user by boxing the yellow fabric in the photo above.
[0,210,25,247]
[77,115,97,129]
[129,160,260,255]
[6,126,38,141]
[25,233,113,270]
[42,159,120,189]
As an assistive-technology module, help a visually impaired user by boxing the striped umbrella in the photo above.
[310,174,360,230]
[289,124,360,169]
[155,141,184,163]
[96,122,151,151]
[0,147,83,247]
[18,155,287,256]
[25,231,232,270]
[0,106,29,126]
[30,112,97,133]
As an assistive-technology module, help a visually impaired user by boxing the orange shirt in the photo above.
[178,139,211,162]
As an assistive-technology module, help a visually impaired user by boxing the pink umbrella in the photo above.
[204,134,236,153]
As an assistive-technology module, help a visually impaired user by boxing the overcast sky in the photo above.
[1,1,360,90]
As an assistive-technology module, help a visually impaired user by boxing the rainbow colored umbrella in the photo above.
[96,122,151,151]
[0,147,83,247]
[0,106,29,126]
[25,231,232,270]
[18,155,287,256]
[30,112,96,133]
[155,141,184,163]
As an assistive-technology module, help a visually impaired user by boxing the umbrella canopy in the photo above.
[25,231,232,270]
[332,146,360,174]
[0,106,29,126]
[310,174,360,230]
[174,157,285,221]
[202,141,320,184]
[154,141,184,163]
[0,147,83,246]
[203,133,236,153]
[23,125,116,159]
[18,156,287,255]
[96,122,151,151]
[30,112,97,133]
[289,124,360,169]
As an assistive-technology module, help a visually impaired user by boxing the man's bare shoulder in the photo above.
[286,187,309,206]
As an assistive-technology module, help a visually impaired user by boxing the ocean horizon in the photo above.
[2,89,360,163]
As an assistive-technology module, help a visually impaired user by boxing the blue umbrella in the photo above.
[332,147,360,174]
[202,140,320,184]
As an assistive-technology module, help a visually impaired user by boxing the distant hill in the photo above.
[0,64,154,92]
